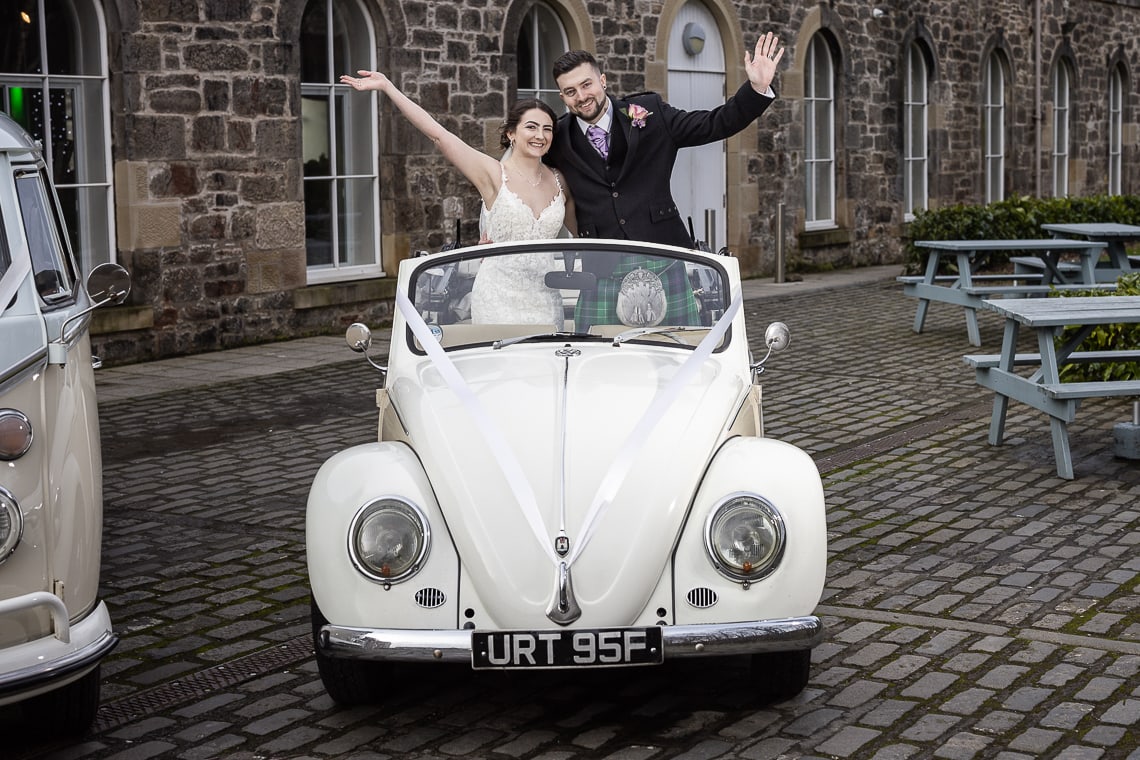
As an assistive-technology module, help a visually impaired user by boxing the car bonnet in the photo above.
[386,342,748,628]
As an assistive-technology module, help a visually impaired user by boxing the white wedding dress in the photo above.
[470,165,566,329]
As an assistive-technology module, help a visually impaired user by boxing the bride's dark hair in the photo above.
[499,99,558,149]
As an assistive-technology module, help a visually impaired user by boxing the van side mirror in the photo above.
[86,263,131,307]
[48,264,132,365]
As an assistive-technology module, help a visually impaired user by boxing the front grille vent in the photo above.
[415,587,446,608]
[686,587,718,608]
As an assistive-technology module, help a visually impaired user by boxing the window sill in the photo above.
[294,277,396,310]
[92,305,154,335]
[797,228,852,248]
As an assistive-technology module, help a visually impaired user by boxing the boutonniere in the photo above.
[622,104,653,128]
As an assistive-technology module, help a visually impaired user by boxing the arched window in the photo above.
[300,0,381,283]
[804,34,835,229]
[983,52,1007,203]
[904,42,929,219]
[1108,65,1124,195]
[1,0,113,276]
[516,2,568,112]
[1052,60,1072,198]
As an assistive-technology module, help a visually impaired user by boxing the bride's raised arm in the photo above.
[340,70,501,207]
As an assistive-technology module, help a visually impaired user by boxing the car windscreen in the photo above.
[403,245,732,352]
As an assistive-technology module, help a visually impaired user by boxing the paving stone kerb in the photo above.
[6,277,1138,759]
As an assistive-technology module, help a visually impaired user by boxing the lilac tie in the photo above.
[586,125,609,160]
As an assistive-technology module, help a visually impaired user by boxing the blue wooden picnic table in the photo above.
[964,295,1140,479]
[901,239,1109,346]
[1040,222,1140,282]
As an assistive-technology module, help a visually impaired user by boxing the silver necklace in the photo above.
[510,162,544,188]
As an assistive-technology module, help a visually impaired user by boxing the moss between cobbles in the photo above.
[1058,572,1140,637]
[104,592,309,679]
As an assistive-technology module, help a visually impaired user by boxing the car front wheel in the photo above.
[310,597,394,706]
[750,649,811,704]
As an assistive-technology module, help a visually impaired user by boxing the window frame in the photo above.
[1108,66,1124,196]
[300,0,382,285]
[804,34,836,231]
[903,42,929,221]
[0,0,114,277]
[515,2,569,114]
[15,167,78,307]
[983,52,1007,204]
[1052,60,1071,198]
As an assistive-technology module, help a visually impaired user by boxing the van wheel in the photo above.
[311,597,393,706]
[23,665,102,735]
[750,649,811,704]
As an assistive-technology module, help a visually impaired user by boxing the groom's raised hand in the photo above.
[744,32,785,95]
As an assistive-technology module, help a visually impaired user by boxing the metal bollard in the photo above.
[704,209,717,253]
[1112,400,1140,460]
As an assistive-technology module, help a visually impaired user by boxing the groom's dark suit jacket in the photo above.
[546,81,774,248]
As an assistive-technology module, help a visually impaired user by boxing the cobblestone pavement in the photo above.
[6,272,1139,760]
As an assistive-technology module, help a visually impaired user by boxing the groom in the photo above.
[545,34,785,328]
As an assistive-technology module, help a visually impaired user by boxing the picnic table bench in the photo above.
[901,239,1111,346]
[964,295,1140,479]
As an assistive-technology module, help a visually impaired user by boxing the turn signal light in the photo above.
[0,410,33,460]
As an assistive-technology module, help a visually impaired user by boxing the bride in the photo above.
[340,70,574,328]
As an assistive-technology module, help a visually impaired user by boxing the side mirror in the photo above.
[86,263,131,306]
[750,322,791,383]
[764,322,790,352]
[48,263,132,366]
[345,322,387,378]
[345,322,372,353]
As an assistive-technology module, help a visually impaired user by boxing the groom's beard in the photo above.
[571,95,607,124]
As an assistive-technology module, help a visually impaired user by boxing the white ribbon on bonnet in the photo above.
[395,284,743,571]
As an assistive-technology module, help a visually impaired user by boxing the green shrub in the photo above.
[905,194,1140,274]
[1055,273,1140,382]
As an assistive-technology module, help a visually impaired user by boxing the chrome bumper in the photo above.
[318,616,823,663]
[0,596,118,702]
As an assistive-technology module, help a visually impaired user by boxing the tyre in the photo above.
[749,649,811,704]
[22,665,102,735]
[311,597,393,706]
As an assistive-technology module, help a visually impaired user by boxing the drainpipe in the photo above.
[1034,0,1042,197]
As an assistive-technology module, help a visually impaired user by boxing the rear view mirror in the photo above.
[545,270,597,290]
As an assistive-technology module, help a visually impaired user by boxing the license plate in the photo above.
[471,627,664,669]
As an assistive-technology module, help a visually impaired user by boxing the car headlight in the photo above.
[0,487,23,564]
[0,409,33,460]
[704,493,786,583]
[348,498,430,583]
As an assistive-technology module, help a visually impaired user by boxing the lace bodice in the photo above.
[479,166,566,243]
[470,165,566,329]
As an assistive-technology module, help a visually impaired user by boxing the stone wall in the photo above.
[92,0,1140,364]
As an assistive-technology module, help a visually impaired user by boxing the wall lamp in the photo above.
[682,22,706,56]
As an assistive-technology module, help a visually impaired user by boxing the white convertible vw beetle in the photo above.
[0,113,129,732]
[307,239,826,704]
